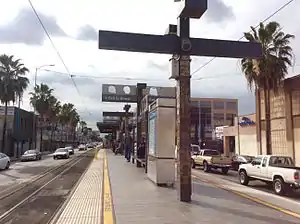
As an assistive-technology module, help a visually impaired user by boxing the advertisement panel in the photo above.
[148,111,157,156]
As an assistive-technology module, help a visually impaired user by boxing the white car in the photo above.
[53,148,70,160]
[0,153,10,169]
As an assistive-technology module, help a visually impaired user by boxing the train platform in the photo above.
[51,149,300,224]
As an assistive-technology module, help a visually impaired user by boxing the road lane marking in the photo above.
[192,175,300,219]
[103,150,114,224]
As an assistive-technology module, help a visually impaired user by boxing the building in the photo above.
[0,106,35,157]
[223,74,300,165]
[190,97,238,149]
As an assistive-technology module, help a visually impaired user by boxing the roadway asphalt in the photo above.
[192,167,300,201]
[0,149,88,193]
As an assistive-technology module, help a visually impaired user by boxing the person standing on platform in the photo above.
[125,135,133,162]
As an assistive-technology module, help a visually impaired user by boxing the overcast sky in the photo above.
[0,0,299,129]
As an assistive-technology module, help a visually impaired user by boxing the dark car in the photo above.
[231,155,254,171]
[21,150,42,162]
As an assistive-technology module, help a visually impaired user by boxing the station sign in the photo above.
[102,84,176,103]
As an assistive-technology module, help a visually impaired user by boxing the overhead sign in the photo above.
[239,117,255,126]
[0,106,15,116]
[102,84,176,103]
[103,111,134,117]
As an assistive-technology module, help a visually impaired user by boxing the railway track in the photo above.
[0,149,96,224]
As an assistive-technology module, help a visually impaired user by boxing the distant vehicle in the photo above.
[0,153,10,170]
[65,146,74,155]
[53,148,70,160]
[87,144,94,149]
[191,149,232,174]
[78,144,86,151]
[239,155,300,195]
[231,155,254,171]
[191,144,201,156]
[21,150,42,162]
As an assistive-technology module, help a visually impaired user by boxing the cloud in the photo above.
[0,8,66,45]
[76,25,98,41]
[205,0,235,23]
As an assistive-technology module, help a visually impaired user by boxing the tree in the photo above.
[48,96,61,149]
[58,103,77,142]
[0,54,29,153]
[241,21,294,154]
[29,83,54,151]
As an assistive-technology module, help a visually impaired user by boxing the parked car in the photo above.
[231,155,254,171]
[21,150,42,162]
[0,153,10,170]
[65,146,74,155]
[53,148,70,159]
[78,144,86,151]
[191,149,232,174]
[239,155,300,195]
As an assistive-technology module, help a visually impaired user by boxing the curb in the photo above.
[48,148,98,224]
[192,175,300,219]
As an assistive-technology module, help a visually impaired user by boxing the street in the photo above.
[0,149,88,193]
[192,167,300,218]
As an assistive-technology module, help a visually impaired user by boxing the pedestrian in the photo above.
[125,135,133,162]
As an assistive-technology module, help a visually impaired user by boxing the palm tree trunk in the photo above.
[264,81,272,155]
[1,101,8,153]
[16,97,21,157]
[256,89,262,154]
[40,127,43,152]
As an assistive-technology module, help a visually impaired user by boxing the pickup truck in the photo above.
[238,155,300,195]
[191,148,232,174]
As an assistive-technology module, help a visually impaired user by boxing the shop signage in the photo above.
[239,117,255,126]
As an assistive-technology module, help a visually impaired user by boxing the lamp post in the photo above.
[32,64,55,150]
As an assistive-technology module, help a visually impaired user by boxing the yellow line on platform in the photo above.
[192,175,300,219]
[103,150,114,224]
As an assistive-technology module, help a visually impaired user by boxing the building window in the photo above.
[226,101,237,110]
[199,101,211,108]
[213,101,224,109]
[213,113,225,126]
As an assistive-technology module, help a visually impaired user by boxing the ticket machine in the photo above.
[147,98,176,186]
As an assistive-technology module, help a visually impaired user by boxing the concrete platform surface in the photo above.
[52,149,300,224]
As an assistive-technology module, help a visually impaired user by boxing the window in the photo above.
[252,157,262,165]
[262,157,268,167]
[226,113,236,121]
[226,101,237,110]
[199,101,211,108]
[213,101,224,109]
[203,150,220,156]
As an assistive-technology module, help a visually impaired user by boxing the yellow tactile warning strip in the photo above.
[192,175,300,220]
[55,150,103,224]
[103,150,115,224]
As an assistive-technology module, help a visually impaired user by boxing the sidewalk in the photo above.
[52,149,300,224]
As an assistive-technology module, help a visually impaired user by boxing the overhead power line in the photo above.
[27,0,90,116]
[191,0,295,78]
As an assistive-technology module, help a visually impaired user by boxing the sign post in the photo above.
[98,0,262,202]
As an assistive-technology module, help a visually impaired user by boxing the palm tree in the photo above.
[58,103,76,142]
[48,96,61,150]
[29,83,54,151]
[241,21,294,154]
[0,54,29,153]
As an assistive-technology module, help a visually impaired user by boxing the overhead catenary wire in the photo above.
[191,0,295,78]
[27,0,91,116]
[42,69,240,82]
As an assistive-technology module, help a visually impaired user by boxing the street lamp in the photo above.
[32,64,55,150]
